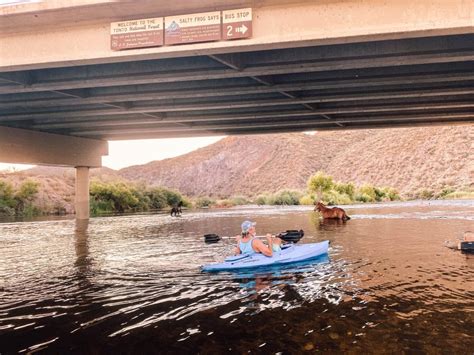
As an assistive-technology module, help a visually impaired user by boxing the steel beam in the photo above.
[2,87,473,122]
[68,112,474,137]
[1,50,473,95]
[29,101,474,129]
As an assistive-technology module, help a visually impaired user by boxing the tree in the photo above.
[307,172,334,201]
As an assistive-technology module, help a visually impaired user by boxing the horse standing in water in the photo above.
[170,201,183,217]
[315,202,351,221]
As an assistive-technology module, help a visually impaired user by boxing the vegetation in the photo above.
[89,181,189,215]
[409,186,474,200]
[213,196,250,208]
[0,179,40,216]
[302,171,401,206]
[306,171,333,200]
[255,190,303,206]
[194,196,215,208]
[1,171,470,217]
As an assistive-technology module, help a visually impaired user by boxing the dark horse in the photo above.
[315,202,351,221]
[170,201,183,217]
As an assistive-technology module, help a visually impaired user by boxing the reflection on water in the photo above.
[0,200,473,353]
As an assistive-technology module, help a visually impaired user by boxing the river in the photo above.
[0,200,473,353]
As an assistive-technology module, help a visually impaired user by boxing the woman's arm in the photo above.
[234,235,242,255]
[252,236,273,257]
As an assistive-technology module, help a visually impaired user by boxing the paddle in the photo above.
[204,229,304,244]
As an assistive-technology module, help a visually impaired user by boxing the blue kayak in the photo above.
[202,240,329,272]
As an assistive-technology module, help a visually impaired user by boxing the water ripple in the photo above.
[0,201,473,353]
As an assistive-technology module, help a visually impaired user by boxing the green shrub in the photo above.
[15,180,39,202]
[373,187,386,202]
[180,196,192,208]
[230,196,250,205]
[90,198,115,215]
[19,204,41,217]
[0,179,42,216]
[253,191,302,205]
[0,180,15,210]
[255,194,268,205]
[307,172,334,197]
[437,187,456,198]
[161,188,184,207]
[355,193,372,203]
[357,184,377,202]
[322,190,352,205]
[439,190,474,200]
[299,195,315,205]
[272,190,302,205]
[334,182,355,200]
[146,187,169,210]
[215,199,235,208]
[382,187,400,201]
[89,182,190,215]
[0,205,15,216]
[415,188,435,200]
[195,196,215,208]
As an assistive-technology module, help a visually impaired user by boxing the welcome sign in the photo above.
[111,17,163,50]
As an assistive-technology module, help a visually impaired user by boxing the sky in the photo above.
[0,136,225,171]
[0,0,41,6]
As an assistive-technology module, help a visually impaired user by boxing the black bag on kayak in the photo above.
[277,229,304,243]
[204,234,221,243]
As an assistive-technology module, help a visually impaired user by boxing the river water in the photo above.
[0,200,473,354]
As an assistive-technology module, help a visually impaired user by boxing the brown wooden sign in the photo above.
[165,11,221,45]
[222,8,252,40]
[111,17,163,51]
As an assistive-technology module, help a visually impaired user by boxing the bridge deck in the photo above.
[0,33,473,140]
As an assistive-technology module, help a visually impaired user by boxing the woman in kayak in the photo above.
[235,220,281,256]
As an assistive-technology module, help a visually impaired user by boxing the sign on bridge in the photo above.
[111,8,252,50]
[222,8,252,40]
[164,11,221,45]
[110,17,163,51]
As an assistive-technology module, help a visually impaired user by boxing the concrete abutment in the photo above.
[0,126,108,220]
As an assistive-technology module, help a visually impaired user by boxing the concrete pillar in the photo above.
[75,166,90,220]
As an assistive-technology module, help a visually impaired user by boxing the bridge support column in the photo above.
[75,167,90,220]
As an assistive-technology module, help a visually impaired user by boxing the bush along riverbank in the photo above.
[1,172,471,217]
[301,171,400,205]
[0,179,41,216]
[254,172,400,206]
[0,178,191,217]
[89,181,190,216]
[179,171,473,209]
[193,172,402,207]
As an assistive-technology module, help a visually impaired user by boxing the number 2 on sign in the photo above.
[227,25,233,37]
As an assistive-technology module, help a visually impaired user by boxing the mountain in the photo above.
[119,126,473,197]
[1,125,472,213]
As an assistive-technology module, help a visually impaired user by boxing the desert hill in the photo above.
[1,126,472,213]
[120,126,473,197]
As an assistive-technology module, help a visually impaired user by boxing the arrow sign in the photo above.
[236,24,248,34]
[222,8,252,40]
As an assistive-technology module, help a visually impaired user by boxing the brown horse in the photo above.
[315,202,351,221]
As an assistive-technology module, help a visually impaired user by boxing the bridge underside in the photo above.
[0,33,473,140]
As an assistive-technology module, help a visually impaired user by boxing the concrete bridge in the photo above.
[0,0,473,219]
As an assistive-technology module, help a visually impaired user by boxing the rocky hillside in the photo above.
[120,126,473,197]
[1,126,472,211]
